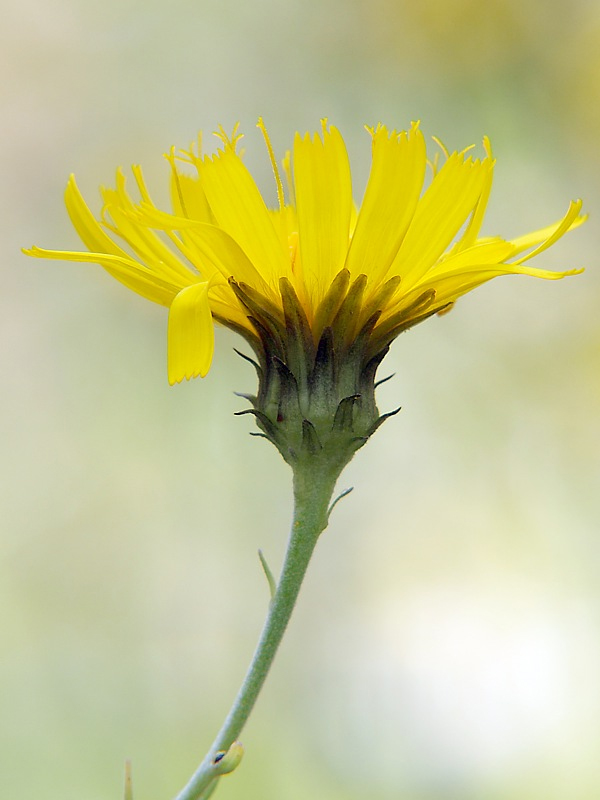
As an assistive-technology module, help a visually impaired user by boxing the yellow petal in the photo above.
[452,136,494,252]
[429,239,515,273]
[345,123,426,286]
[184,224,276,297]
[401,261,583,313]
[123,166,208,282]
[390,153,494,288]
[134,202,276,297]
[102,194,198,286]
[512,200,585,264]
[198,147,287,288]
[65,172,195,290]
[293,123,353,308]
[167,282,214,384]
[24,246,181,305]
[168,163,214,224]
[508,202,586,257]
[64,175,132,259]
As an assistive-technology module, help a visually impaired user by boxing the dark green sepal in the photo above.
[331,274,367,348]
[308,326,336,410]
[301,419,323,454]
[214,314,262,355]
[233,348,263,378]
[332,394,361,432]
[235,408,279,441]
[366,274,402,311]
[311,268,350,343]
[229,279,284,328]
[234,391,257,404]
[245,315,286,364]
[374,373,395,389]
[358,345,390,401]
[337,310,381,403]
[272,357,300,419]
[228,268,410,473]
[367,289,436,358]
[229,280,287,364]
[279,277,315,389]
[366,406,402,438]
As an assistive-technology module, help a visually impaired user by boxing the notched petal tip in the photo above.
[22,244,82,261]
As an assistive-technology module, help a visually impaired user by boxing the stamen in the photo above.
[288,230,299,273]
[164,146,188,218]
[458,144,476,158]
[194,132,203,159]
[427,152,441,178]
[364,123,381,138]
[100,204,116,233]
[164,134,203,170]
[431,136,450,159]
[257,117,285,210]
[131,165,152,205]
[365,123,384,155]
[281,150,295,206]
[482,135,493,160]
[213,123,244,152]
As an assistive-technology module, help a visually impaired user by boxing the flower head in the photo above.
[25,120,584,467]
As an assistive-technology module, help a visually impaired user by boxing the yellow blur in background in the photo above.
[2,0,599,798]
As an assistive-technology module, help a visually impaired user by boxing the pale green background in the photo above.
[2,0,599,798]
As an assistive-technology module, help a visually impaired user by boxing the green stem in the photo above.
[172,463,342,800]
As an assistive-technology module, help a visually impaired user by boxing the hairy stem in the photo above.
[172,462,342,800]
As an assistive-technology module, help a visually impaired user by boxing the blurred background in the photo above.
[2,0,599,798]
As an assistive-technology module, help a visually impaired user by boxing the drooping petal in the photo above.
[345,123,426,286]
[167,282,214,383]
[293,123,353,311]
[25,121,585,391]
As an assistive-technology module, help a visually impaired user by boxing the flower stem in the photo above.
[172,461,343,800]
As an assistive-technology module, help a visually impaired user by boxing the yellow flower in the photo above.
[25,120,584,386]
[25,120,585,465]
